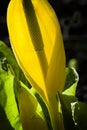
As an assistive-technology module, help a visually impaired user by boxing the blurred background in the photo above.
[0,0,87,103]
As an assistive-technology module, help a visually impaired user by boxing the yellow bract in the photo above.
[7,0,65,102]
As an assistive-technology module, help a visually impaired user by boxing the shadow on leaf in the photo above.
[0,105,14,130]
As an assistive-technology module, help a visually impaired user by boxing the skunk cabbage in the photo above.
[7,0,66,129]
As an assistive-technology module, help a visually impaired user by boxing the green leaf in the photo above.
[59,93,87,130]
[71,101,87,130]
[63,67,79,96]
[35,93,53,130]
[0,66,23,130]
[59,94,77,130]
[0,40,30,88]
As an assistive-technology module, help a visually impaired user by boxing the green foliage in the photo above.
[63,67,79,96]
[0,40,30,88]
[0,41,87,130]
[0,63,22,130]
[60,67,87,130]
[59,94,87,130]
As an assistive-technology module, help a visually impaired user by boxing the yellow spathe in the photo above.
[7,0,66,102]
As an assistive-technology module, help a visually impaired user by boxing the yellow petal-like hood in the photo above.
[7,0,66,101]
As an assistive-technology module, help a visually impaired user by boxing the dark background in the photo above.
[0,0,87,103]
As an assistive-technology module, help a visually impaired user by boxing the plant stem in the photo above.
[48,95,64,130]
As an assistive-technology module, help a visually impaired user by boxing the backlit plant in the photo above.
[0,0,87,130]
